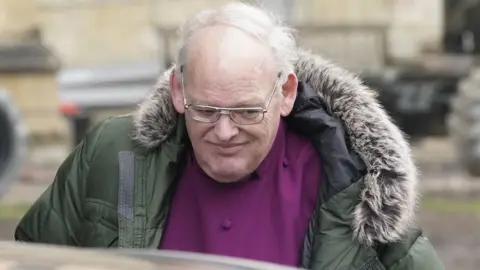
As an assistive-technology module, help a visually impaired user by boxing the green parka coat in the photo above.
[15,50,444,270]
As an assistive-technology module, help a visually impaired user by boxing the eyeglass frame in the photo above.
[179,65,282,125]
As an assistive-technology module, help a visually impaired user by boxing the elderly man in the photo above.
[15,2,443,270]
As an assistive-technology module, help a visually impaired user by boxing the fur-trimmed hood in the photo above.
[132,49,418,247]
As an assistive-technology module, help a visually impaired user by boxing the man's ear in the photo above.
[169,69,185,114]
[280,73,298,117]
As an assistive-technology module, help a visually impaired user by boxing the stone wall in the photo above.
[0,73,67,141]
[0,0,445,143]
[35,0,443,71]
[0,0,40,43]
[37,0,232,67]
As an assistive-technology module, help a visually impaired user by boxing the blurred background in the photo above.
[0,0,479,269]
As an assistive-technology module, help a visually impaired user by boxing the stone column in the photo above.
[0,0,67,142]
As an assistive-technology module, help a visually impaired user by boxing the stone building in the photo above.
[35,0,443,71]
[0,0,65,141]
[0,0,444,140]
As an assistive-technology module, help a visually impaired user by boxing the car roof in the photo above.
[0,241,298,270]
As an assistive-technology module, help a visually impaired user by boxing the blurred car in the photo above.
[57,62,161,146]
[0,241,298,270]
[0,90,27,199]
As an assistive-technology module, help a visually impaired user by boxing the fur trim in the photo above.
[132,49,418,247]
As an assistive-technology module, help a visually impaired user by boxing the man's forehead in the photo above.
[184,25,277,83]
[185,77,271,107]
[185,66,268,87]
[185,56,274,85]
[182,69,275,108]
[182,60,276,104]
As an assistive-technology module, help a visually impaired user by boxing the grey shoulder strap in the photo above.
[118,151,135,220]
[118,151,136,248]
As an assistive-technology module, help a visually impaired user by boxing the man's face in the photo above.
[182,68,281,182]
[170,26,297,182]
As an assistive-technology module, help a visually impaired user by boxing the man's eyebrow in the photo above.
[229,100,264,108]
[191,98,264,108]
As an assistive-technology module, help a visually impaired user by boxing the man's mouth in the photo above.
[215,143,243,148]
[211,143,245,154]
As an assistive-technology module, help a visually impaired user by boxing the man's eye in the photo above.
[239,110,260,118]
[196,109,217,116]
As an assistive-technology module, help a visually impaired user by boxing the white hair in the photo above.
[175,2,299,84]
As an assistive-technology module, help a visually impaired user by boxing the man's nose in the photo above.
[214,114,239,141]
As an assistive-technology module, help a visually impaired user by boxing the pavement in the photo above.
[413,138,480,194]
[0,143,67,205]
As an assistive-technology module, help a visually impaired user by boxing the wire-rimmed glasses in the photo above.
[180,66,281,125]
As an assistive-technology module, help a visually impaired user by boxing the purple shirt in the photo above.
[159,120,322,267]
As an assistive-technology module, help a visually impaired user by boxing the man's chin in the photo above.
[211,177,244,184]
[207,166,251,183]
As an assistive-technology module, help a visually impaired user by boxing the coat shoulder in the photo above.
[88,114,136,149]
[377,225,444,269]
[81,114,139,161]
